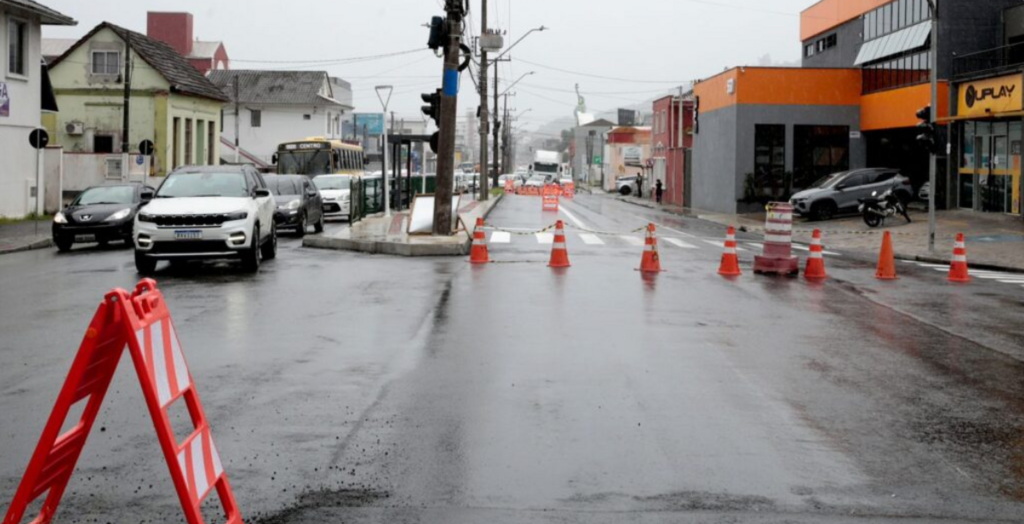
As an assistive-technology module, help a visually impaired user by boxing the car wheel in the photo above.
[619,186,632,196]
[314,212,325,233]
[55,237,73,252]
[261,223,278,260]
[241,226,261,272]
[295,213,307,238]
[134,251,157,274]
[811,201,837,221]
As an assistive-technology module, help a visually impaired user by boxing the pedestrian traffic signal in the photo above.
[916,105,938,154]
[422,89,441,125]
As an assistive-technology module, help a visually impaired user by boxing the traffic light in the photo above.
[427,16,445,51]
[421,89,441,125]
[916,105,938,154]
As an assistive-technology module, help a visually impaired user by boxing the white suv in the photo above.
[134,166,277,273]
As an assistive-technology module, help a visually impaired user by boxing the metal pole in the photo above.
[479,0,490,202]
[928,0,938,252]
[376,86,393,217]
[121,33,132,181]
[493,64,500,181]
[234,75,240,164]
[433,0,462,235]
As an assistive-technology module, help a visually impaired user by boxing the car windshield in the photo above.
[528,175,546,183]
[266,177,302,196]
[314,176,352,191]
[278,151,333,176]
[75,186,135,205]
[157,172,249,198]
[809,172,848,189]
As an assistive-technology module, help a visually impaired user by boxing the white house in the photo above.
[0,0,74,218]
[208,70,350,167]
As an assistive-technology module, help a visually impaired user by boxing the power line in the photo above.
[516,57,690,85]
[230,48,427,65]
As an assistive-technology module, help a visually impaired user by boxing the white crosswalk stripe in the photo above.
[913,262,1024,291]
[490,231,511,244]
[536,233,554,244]
[664,238,698,249]
[620,236,645,247]
[579,234,605,245]
[702,240,746,251]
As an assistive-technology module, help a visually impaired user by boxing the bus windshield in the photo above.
[277,150,333,176]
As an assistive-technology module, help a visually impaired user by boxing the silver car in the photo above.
[790,168,913,221]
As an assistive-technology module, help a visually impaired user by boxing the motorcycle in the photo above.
[858,186,911,228]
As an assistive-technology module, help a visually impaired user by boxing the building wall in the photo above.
[222,104,341,164]
[801,0,891,41]
[692,105,739,214]
[147,12,192,58]
[0,6,44,217]
[801,18,863,69]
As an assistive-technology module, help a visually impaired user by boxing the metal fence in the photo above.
[954,41,1024,81]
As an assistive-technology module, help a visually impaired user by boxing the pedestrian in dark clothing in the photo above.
[655,179,664,204]
[635,174,643,199]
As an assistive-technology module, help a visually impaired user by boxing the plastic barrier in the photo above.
[718,226,741,277]
[562,182,575,199]
[504,178,515,193]
[470,217,489,264]
[753,202,799,276]
[803,229,827,280]
[542,185,560,211]
[3,280,244,524]
[548,220,571,268]
[949,233,970,283]
[639,223,663,273]
[876,231,898,280]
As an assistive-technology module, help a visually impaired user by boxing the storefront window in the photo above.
[754,125,786,191]
[794,126,850,188]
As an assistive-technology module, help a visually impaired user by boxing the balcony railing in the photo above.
[954,41,1024,81]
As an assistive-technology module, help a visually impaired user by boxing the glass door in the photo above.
[983,136,1009,213]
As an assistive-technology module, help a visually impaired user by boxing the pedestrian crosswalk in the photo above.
[909,262,1024,290]
[485,230,841,256]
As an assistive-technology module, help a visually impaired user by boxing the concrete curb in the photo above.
[304,194,503,257]
[893,253,1024,274]
[0,237,53,256]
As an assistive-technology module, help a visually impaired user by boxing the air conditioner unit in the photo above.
[66,121,85,135]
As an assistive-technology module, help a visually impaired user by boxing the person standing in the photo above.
[655,179,664,205]
[635,173,643,199]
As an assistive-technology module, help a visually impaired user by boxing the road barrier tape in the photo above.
[484,222,648,238]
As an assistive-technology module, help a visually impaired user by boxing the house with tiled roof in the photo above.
[146,12,229,75]
[44,21,229,178]
[208,70,349,165]
[1,0,76,218]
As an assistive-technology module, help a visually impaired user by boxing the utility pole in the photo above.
[927,0,938,252]
[478,0,490,201]
[433,0,463,235]
[121,33,132,181]
[233,74,240,164]
[493,63,502,182]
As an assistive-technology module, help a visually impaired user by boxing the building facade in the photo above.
[0,0,75,218]
[572,118,615,187]
[146,12,229,74]
[45,22,228,177]
[209,70,347,167]
[652,94,694,207]
[604,126,652,192]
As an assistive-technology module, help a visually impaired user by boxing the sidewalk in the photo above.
[0,220,53,255]
[616,195,1024,273]
[303,195,503,256]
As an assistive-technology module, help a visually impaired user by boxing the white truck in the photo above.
[530,150,563,183]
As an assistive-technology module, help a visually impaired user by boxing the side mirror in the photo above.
[835,184,847,191]
[254,188,272,199]
[140,190,155,203]
[307,188,318,197]
[272,153,279,164]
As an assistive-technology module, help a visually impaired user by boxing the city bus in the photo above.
[273,137,365,177]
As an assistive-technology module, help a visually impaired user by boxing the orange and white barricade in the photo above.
[562,181,575,199]
[4,279,243,524]
[542,184,560,211]
[504,178,515,193]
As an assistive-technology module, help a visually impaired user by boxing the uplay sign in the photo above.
[958,73,1023,118]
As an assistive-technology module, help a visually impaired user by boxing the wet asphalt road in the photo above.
[2,196,1024,524]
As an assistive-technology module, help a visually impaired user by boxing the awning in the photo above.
[854,22,931,66]
[40,60,58,113]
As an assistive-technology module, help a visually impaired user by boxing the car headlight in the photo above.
[225,211,248,221]
[284,199,301,210]
[53,212,67,224]
[105,208,132,222]
[138,213,156,223]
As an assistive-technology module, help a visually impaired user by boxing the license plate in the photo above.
[74,234,96,242]
[174,230,203,240]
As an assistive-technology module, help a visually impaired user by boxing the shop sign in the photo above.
[0,82,9,117]
[623,146,643,166]
[958,73,1023,118]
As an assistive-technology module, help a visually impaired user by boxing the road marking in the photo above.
[664,238,698,249]
[997,280,1024,284]
[790,244,810,252]
[579,234,605,245]
[536,233,554,244]
[746,242,764,249]
[620,236,645,247]
[702,239,746,251]
[490,231,511,244]
[558,204,588,230]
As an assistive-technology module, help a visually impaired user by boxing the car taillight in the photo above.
[902,179,912,185]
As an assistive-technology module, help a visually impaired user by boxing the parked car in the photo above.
[498,174,516,188]
[313,175,354,220]
[524,175,547,189]
[52,183,155,252]
[133,165,277,274]
[616,176,638,195]
[267,175,324,236]
[918,181,931,201]
[789,168,913,221]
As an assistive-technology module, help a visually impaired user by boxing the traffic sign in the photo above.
[592,155,602,164]
[28,129,49,150]
[139,139,154,156]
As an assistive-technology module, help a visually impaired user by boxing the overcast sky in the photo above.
[42,0,812,136]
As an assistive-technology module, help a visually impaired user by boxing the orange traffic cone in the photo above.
[639,223,663,273]
[803,229,827,280]
[548,220,571,268]
[949,233,971,283]
[470,217,489,264]
[718,226,741,276]
[875,231,897,280]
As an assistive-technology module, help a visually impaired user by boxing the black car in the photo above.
[266,175,324,236]
[52,183,155,252]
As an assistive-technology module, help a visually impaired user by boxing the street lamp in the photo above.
[500,71,535,97]
[375,85,393,217]
[514,108,533,120]
[494,26,548,62]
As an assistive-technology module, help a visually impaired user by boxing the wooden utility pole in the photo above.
[433,0,463,235]
[121,33,132,180]
[478,0,490,201]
